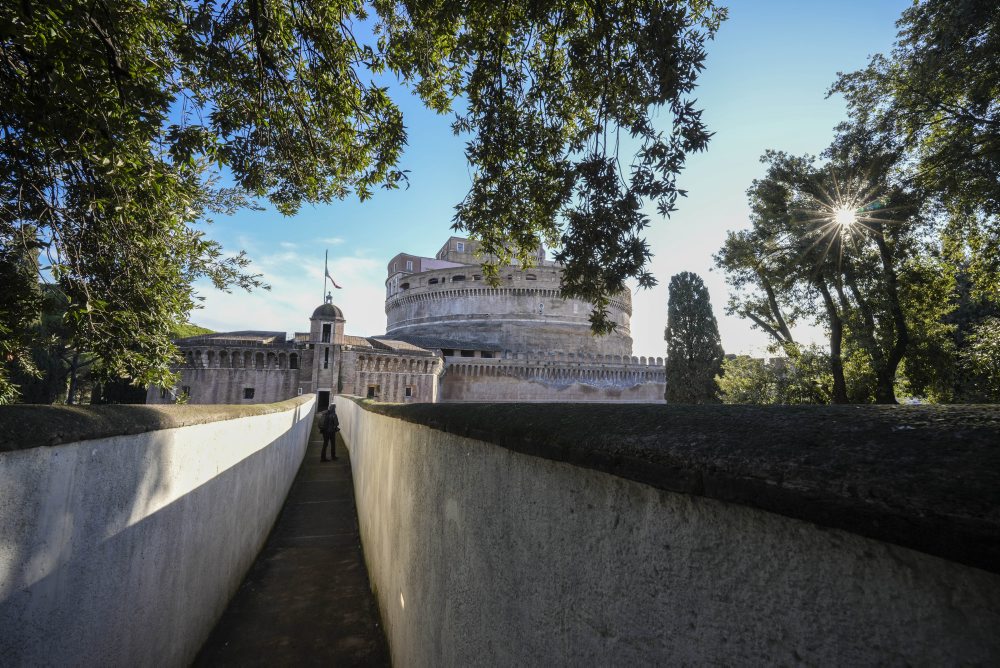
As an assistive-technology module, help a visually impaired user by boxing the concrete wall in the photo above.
[0,395,315,667]
[336,397,1000,666]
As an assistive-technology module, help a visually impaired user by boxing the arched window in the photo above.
[400,282,410,290]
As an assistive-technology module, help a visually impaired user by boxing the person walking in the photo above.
[319,405,340,462]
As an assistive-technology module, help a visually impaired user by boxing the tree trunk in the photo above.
[873,227,909,405]
[66,352,79,405]
[817,282,848,403]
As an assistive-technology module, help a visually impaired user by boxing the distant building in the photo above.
[150,236,664,406]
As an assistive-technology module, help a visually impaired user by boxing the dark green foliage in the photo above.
[664,272,724,403]
[831,0,1000,302]
[715,147,938,404]
[716,346,833,405]
[0,230,44,403]
[171,322,215,340]
[390,1,727,332]
[1,0,726,400]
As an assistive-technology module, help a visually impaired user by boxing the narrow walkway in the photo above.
[194,420,390,666]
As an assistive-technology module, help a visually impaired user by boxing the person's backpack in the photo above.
[323,410,339,433]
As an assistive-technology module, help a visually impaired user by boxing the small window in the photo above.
[481,351,494,359]
[460,350,475,357]
[367,385,380,399]
[289,353,299,369]
[405,386,413,398]
[456,242,465,252]
[324,347,330,369]
[160,388,167,399]
[452,275,465,282]
[297,387,303,395]
[442,349,455,357]
[393,262,398,272]
[429,278,439,285]
[525,274,537,280]
[400,282,410,290]
[406,260,413,271]
[182,385,191,397]
[473,274,482,281]
[244,387,255,399]
[322,323,331,343]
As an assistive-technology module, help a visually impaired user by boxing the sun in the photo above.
[833,206,857,227]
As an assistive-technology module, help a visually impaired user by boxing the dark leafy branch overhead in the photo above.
[0,0,724,399]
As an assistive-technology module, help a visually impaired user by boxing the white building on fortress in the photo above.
[149,236,665,408]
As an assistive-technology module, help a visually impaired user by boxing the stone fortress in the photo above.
[149,236,665,407]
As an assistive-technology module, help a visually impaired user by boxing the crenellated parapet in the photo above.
[442,351,665,390]
[175,346,302,371]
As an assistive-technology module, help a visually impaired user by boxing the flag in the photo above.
[325,267,343,289]
[324,250,343,290]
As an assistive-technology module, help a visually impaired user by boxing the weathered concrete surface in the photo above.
[0,396,310,451]
[194,423,389,666]
[337,396,1000,666]
[0,395,314,667]
[358,401,1000,573]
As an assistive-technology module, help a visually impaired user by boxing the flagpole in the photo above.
[323,249,328,302]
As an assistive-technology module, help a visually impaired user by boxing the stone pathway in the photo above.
[193,421,390,666]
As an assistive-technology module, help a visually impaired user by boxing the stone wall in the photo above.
[147,366,302,404]
[343,350,440,403]
[0,395,315,667]
[385,266,633,356]
[441,353,665,402]
[336,397,1000,666]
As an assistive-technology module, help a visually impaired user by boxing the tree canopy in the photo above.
[664,271,723,403]
[0,0,726,401]
[716,0,998,405]
[831,0,1000,301]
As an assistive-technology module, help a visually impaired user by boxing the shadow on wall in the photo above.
[0,398,313,667]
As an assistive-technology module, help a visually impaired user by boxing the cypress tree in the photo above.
[664,272,725,403]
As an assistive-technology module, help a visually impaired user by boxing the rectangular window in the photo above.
[324,347,330,369]
[182,385,191,397]
[406,260,413,271]
[297,387,303,395]
[243,387,255,399]
[481,351,494,359]
[405,386,413,398]
[460,350,475,357]
[456,242,465,252]
[441,349,455,357]
[322,323,331,343]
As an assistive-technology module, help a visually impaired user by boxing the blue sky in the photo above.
[191,0,911,357]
